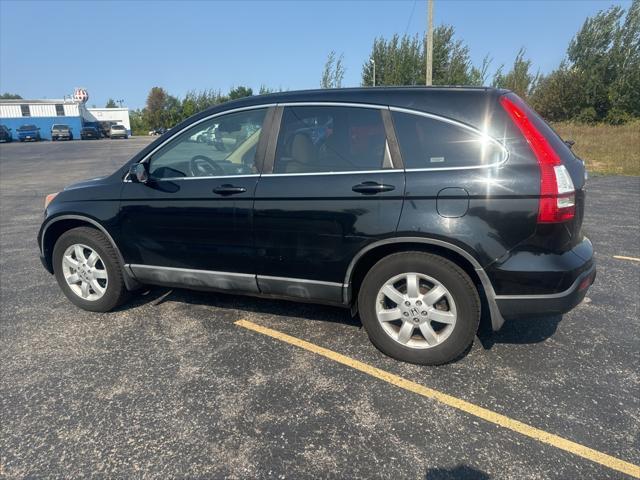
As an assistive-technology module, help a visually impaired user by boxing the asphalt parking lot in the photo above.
[1,138,638,479]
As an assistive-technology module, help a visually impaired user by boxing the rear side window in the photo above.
[392,111,505,169]
[273,106,390,174]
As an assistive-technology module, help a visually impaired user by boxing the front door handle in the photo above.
[352,181,395,195]
[213,184,247,196]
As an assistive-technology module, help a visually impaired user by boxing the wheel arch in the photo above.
[344,237,505,331]
[40,215,139,290]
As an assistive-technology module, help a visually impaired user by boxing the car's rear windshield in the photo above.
[111,125,125,130]
[52,124,68,129]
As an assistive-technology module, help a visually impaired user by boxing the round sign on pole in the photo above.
[73,88,89,103]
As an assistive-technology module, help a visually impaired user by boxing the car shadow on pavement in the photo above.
[425,463,491,479]
[122,286,362,328]
[121,287,563,347]
[477,313,563,350]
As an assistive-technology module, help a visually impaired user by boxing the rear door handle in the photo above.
[352,181,395,195]
[213,184,247,196]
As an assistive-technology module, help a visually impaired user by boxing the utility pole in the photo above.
[426,0,434,86]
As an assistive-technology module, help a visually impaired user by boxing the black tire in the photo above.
[357,252,480,365]
[52,226,129,312]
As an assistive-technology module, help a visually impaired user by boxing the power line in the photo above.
[404,0,418,36]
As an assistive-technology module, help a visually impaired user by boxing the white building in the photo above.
[0,96,131,140]
[84,107,131,134]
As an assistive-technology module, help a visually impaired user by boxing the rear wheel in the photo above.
[53,227,129,312]
[358,252,480,365]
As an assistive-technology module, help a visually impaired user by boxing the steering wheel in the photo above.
[189,155,225,177]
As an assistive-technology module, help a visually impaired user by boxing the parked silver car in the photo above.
[109,124,128,139]
[51,124,73,141]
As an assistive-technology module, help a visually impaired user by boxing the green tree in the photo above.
[529,0,639,123]
[492,48,539,98]
[530,64,587,121]
[228,86,253,100]
[360,27,478,87]
[568,5,625,118]
[609,0,640,117]
[144,87,167,129]
[321,50,346,88]
[129,109,148,136]
[163,94,182,127]
[0,93,22,99]
[105,98,117,108]
[468,55,492,86]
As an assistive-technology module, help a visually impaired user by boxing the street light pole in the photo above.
[370,59,376,87]
[426,0,434,86]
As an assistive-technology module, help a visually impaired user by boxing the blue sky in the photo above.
[0,0,632,109]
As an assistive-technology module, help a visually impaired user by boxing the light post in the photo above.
[370,59,376,87]
[426,0,434,85]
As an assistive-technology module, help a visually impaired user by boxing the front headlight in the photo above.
[44,192,59,209]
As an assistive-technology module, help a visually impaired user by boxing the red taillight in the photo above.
[500,95,575,223]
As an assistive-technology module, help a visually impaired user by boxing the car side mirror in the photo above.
[129,163,149,183]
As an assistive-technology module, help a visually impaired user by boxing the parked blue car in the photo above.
[17,124,41,142]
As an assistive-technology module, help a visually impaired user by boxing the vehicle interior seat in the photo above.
[285,132,316,172]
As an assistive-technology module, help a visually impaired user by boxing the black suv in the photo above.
[37,87,595,365]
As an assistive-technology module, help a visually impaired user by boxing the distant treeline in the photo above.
[355,0,639,125]
[128,85,274,135]
[6,0,626,134]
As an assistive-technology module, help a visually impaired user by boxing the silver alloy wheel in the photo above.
[61,244,108,301]
[375,272,457,349]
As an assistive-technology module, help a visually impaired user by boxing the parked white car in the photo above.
[109,124,128,139]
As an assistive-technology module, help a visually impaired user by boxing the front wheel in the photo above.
[358,252,480,365]
[52,227,129,312]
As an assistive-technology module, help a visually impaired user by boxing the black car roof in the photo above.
[192,86,509,132]
[125,86,511,172]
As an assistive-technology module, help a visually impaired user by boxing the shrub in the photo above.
[575,107,598,124]
[604,108,633,125]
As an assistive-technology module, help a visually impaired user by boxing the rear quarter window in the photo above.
[392,111,505,169]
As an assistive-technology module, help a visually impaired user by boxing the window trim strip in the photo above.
[261,169,403,178]
[125,101,510,182]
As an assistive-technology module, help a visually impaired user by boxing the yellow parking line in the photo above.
[235,319,640,478]
[614,255,640,263]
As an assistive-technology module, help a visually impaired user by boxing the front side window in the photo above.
[148,108,267,179]
[392,111,505,169]
[273,106,390,174]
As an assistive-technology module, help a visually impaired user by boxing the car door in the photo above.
[118,106,274,292]
[253,104,405,303]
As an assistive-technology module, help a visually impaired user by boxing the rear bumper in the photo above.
[495,264,596,318]
[489,237,595,321]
